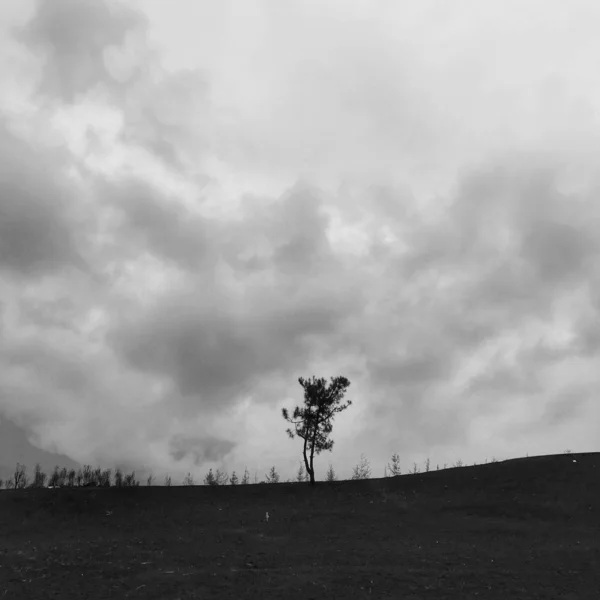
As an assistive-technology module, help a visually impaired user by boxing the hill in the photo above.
[0,452,598,598]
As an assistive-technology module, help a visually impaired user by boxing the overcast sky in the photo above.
[1,0,599,484]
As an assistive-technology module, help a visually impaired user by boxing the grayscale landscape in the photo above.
[1,1,599,597]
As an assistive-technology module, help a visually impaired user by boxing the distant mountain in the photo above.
[0,417,81,483]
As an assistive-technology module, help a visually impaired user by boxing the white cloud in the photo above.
[0,0,598,483]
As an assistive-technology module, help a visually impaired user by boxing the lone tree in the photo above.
[282,375,352,486]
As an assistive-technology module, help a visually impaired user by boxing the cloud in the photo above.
[0,119,93,279]
[12,0,147,103]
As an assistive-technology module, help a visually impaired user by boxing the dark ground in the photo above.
[0,452,598,599]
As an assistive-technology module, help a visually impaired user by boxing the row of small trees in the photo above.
[0,452,495,490]
[0,463,142,490]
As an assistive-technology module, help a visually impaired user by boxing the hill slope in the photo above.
[0,452,598,599]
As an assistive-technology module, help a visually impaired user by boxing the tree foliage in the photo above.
[282,375,351,485]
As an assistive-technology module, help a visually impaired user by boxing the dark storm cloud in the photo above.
[1,336,90,398]
[0,120,91,278]
[93,175,218,271]
[396,159,600,338]
[542,387,590,428]
[368,351,454,389]
[465,363,543,398]
[13,0,146,103]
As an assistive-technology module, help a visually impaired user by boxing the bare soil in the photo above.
[1,452,598,599]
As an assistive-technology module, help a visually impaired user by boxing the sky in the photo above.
[0,0,599,484]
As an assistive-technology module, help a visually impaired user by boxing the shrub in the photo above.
[214,469,228,486]
[241,467,250,485]
[265,466,280,484]
[13,463,28,489]
[31,463,47,488]
[67,469,77,487]
[296,463,309,483]
[114,468,123,488]
[351,454,371,480]
[123,471,139,487]
[325,463,337,482]
[99,469,112,487]
[386,453,401,477]
[203,469,216,486]
[82,465,94,486]
[48,466,60,487]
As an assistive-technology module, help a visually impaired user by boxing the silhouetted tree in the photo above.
[265,466,280,484]
[241,467,250,485]
[82,465,93,486]
[164,474,172,487]
[123,471,139,486]
[13,463,28,489]
[183,472,195,486]
[114,468,123,488]
[282,375,351,485]
[214,469,228,486]
[351,453,371,480]
[59,467,68,486]
[387,453,401,476]
[230,471,239,485]
[67,469,77,487]
[325,463,337,482]
[99,468,112,487]
[93,468,102,485]
[31,463,46,488]
[49,466,60,487]
[203,469,216,486]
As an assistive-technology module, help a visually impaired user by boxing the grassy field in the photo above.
[0,452,598,599]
